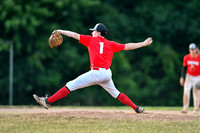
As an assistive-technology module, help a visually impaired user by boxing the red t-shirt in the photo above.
[79,35,125,69]
[183,54,200,76]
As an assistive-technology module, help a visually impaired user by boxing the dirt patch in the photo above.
[0,108,200,121]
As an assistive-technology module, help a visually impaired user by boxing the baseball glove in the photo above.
[49,30,63,48]
[195,81,200,90]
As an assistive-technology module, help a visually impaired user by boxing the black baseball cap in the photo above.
[89,23,108,33]
[189,43,197,49]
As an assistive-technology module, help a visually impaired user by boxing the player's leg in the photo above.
[182,74,192,113]
[193,87,200,113]
[47,86,70,103]
[99,79,144,113]
[49,70,101,102]
[33,70,99,109]
[33,86,70,109]
[66,70,101,91]
[192,76,200,113]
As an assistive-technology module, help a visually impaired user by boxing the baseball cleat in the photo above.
[33,94,51,109]
[193,109,198,114]
[136,107,145,113]
[181,110,187,114]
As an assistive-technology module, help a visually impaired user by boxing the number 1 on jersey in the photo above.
[99,42,104,54]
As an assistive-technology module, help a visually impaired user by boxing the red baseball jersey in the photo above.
[79,35,125,69]
[183,54,200,76]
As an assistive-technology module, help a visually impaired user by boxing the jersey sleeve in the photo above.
[183,55,187,66]
[79,35,91,47]
[112,41,125,52]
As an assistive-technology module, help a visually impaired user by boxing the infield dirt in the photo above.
[0,108,200,121]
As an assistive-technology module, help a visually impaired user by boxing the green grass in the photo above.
[0,115,200,133]
[0,106,200,133]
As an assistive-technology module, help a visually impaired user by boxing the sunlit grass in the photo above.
[0,114,200,133]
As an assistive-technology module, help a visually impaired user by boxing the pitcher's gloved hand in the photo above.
[49,30,63,48]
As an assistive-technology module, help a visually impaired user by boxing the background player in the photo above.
[33,23,153,113]
[180,43,200,114]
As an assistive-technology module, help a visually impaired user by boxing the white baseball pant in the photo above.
[66,68,120,98]
[183,74,200,112]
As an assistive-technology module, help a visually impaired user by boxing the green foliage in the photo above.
[0,0,199,106]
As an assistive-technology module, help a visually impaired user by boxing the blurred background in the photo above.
[0,0,200,106]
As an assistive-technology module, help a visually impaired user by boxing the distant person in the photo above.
[180,43,200,114]
[33,23,153,113]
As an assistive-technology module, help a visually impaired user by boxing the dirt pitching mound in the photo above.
[0,108,200,121]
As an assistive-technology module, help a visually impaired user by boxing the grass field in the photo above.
[0,106,200,133]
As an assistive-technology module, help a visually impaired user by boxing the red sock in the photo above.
[117,93,138,111]
[47,86,70,103]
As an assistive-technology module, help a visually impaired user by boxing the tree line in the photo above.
[0,0,200,106]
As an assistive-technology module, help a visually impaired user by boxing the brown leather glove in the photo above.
[49,30,63,48]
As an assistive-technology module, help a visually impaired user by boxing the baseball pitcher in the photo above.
[33,23,153,113]
[180,43,200,114]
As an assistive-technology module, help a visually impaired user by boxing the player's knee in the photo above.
[111,92,120,99]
